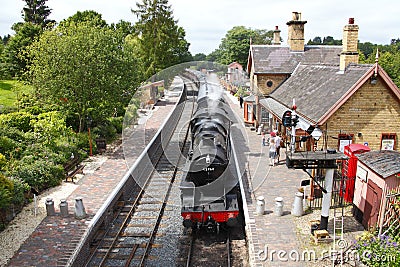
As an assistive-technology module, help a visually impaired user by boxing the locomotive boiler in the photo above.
[180,75,240,232]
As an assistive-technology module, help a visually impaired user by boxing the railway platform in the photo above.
[6,96,179,267]
[226,92,307,267]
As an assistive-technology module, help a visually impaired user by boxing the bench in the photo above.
[63,156,84,183]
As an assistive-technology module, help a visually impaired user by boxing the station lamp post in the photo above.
[86,116,93,156]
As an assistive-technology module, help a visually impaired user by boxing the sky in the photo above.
[1,0,400,55]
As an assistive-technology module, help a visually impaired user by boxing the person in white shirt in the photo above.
[269,137,277,166]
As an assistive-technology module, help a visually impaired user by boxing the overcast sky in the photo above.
[1,0,399,55]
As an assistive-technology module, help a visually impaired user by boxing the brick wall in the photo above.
[256,74,288,95]
[320,78,400,150]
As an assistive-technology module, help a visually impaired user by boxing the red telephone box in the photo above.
[341,144,370,202]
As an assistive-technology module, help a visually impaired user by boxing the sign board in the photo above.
[356,166,368,183]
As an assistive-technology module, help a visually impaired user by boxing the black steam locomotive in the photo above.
[180,74,240,232]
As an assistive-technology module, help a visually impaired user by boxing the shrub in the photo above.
[22,143,65,165]
[30,111,69,145]
[0,136,20,158]
[0,174,13,209]
[0,174,30,231]
[0,111,34,132]
[74,132,95,157]
[92,121,117,141]
[0,153,7,170]
[354,230,400,266]
[109,116,123,134]
[11,156,64,193]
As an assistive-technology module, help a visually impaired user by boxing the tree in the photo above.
[193,53,207,61]
[58,10,108,28]
[3,22,42,78]
[378,49,400,87]
[112,20,135,37]
[132,0,192,77]
[212,26,273,66]
[22,0,55,29]
[307,37,322,45]
[322,36,341,45]
[25,20,142,132]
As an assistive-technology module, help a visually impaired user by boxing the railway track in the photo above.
[176,212,248,267]
[84,79,196,266]
[183,229,233,267]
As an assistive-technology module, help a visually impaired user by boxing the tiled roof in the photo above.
[357,150,400,178]
[270,63,373,123]
[250,45,342,74]
[260,97,317,129]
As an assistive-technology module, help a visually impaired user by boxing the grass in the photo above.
[0,80,32,111]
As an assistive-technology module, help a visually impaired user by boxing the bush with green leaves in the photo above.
[11,156,64,193]
[354,230,400,266]
[92,121,116,141]
[30,111,70,145]
[0,124,28,160]
[0,174,13,210]
[0,136,20,158]
[0,174,30,230]
[108,116,123,134]
[0,111,34,132]
[0,153,6,170]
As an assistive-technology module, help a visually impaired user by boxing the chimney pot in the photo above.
[349,18,354,24]
[292,12,301,21]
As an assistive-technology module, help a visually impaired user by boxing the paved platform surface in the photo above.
[226,92,308,267]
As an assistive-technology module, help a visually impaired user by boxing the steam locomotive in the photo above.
[180,74,240,232]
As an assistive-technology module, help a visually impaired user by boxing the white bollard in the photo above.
[74,197,86,219]
[292,192,304,216]
[256,196,265,215]
[60,199,69,217]
[274,197,284,216]
[45,198,56,216]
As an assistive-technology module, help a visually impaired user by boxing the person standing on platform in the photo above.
[239,95,243,108]
[275,133,281,164]
[269,137,277,166]
[262,132,266,146]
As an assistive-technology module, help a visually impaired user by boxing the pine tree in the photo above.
[22,0,55,28]
[132,0,191,77]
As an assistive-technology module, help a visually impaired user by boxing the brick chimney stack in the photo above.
[286,12,307,51]
[340,18,359,71]
[273,26,281,45]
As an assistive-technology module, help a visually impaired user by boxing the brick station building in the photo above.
[247,13,400,152]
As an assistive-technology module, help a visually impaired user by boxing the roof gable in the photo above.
[248,45,342,74]
[270,64,373,123]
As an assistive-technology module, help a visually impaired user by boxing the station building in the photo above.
[246,12,400,152]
